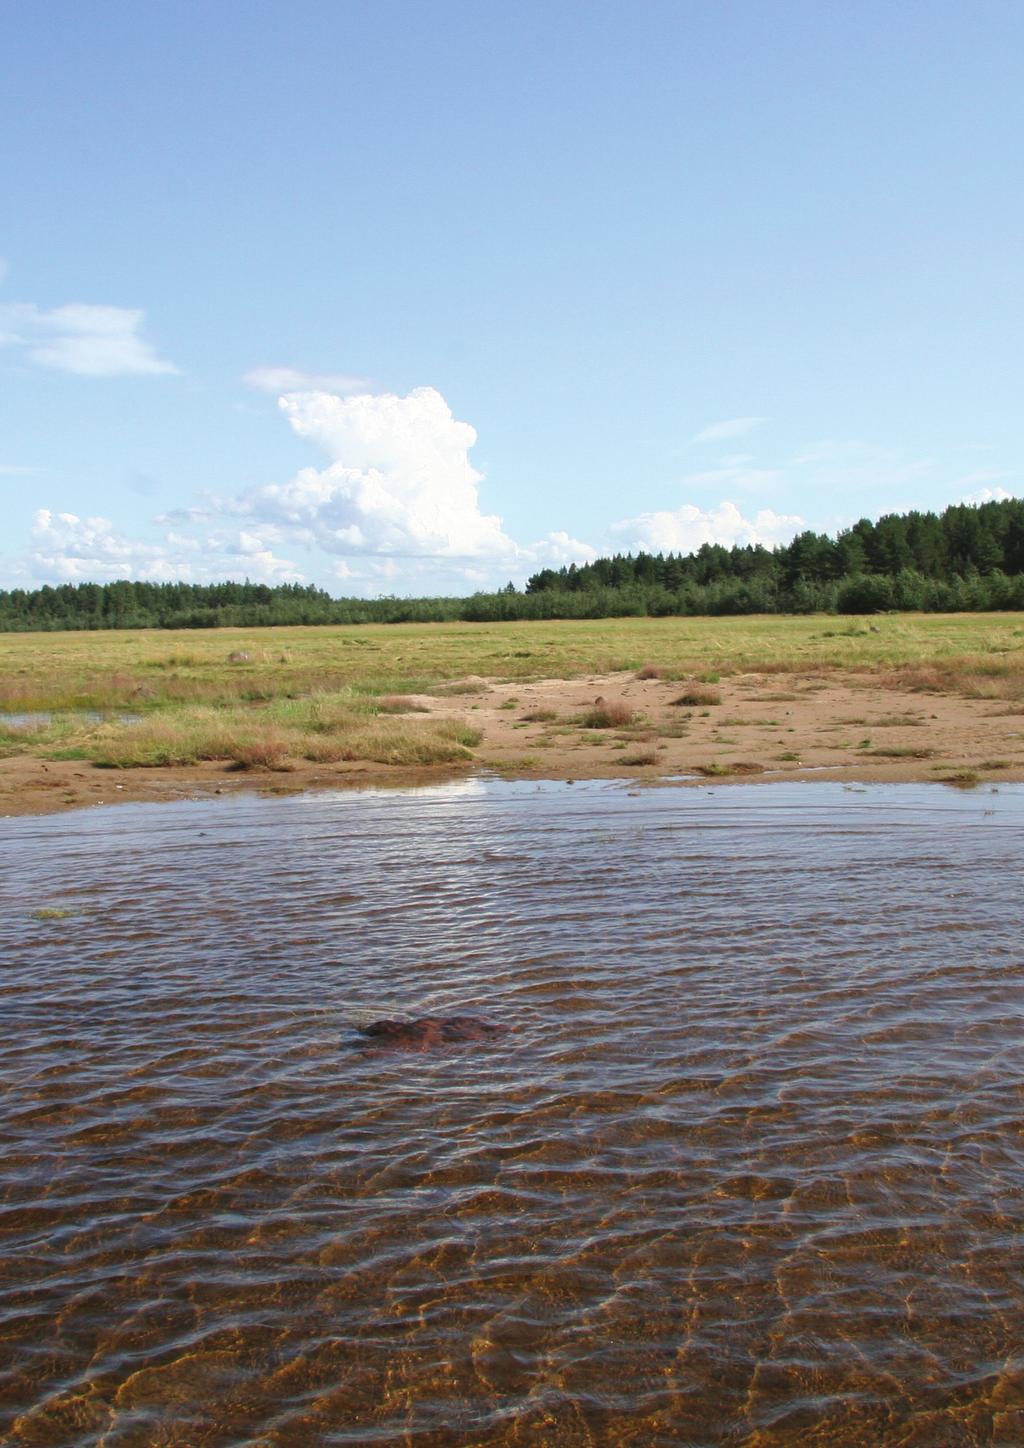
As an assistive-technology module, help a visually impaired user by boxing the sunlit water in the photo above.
[2,780,1024,1446]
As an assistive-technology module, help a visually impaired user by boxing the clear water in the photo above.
[2,780,1023,1445]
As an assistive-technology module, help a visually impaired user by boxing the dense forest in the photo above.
[2,496,1024,630]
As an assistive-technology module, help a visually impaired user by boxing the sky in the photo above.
[2,0,1022,596]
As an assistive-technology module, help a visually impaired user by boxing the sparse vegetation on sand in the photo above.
[1,613,1024,811]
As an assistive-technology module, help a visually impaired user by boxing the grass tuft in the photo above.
[581,701,635,728]
[621,749,660,766]
[672,684,722,707]
[938,769,981,788]
[226,737,291,771]
[865,746,934,759]
[376,695,430,713]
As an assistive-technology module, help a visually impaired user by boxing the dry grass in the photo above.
[621,749,660,766]
[227,737,291,771]
[430,679,490,696]
[376,695,430,713]
[936,769,982,788]
[672,684,722,707]
[580,700,635,728]
[881,655,1024,699]
[864,746,935,759]
[635,663,668,680]
[869,713,926,727]
[693,760,766,777]
[83,698,480,770]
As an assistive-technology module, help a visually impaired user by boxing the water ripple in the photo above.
[1,780,1023,1444]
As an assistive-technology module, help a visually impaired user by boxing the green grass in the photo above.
[83,697,479,770]
[3,613,1024,776]
[2,613,1023,716]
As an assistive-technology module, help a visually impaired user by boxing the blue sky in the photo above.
[2,0,1022,594]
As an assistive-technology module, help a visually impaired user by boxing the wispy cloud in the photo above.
[0,302,178,377]
[243,366,368,395]
[693,416,767,443]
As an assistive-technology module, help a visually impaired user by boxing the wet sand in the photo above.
[3,668,1023,816]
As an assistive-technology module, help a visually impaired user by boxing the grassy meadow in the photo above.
[2,613,1024,774]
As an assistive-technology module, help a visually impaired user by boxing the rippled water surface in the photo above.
[3,780,1024,1446]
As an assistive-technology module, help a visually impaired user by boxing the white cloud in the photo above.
[960,484,1016,506]
[244,366,367,395]
[28,509,301,584]
[0,302,178,376]
[240,385,521,562]
[693,416,766,443]
[527,530,598,566]
[609,500,803,554]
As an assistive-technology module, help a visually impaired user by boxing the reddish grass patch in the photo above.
[635,664,667,680]
[226,738,291,771]
[377,695,430,713]
[581,701,635,728]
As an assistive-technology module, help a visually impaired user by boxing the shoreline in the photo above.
[4,666,1022,817]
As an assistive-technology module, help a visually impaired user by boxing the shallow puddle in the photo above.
[2,780,1023,1444]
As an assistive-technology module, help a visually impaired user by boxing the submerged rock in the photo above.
[357,1014,507,1050]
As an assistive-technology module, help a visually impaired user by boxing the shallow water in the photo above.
[2,780,1024,1446]
[0,711,140,731]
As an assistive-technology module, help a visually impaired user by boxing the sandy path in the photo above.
[3,669,1022,817]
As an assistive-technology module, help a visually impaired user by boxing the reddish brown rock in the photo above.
[357,1015,506,1050]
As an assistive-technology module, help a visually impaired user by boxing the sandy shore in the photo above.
[3,668,1022,817]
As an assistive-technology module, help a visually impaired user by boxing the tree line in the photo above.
[1,496,1023,630]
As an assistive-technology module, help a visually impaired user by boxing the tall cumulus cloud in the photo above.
[242,386,519,560]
